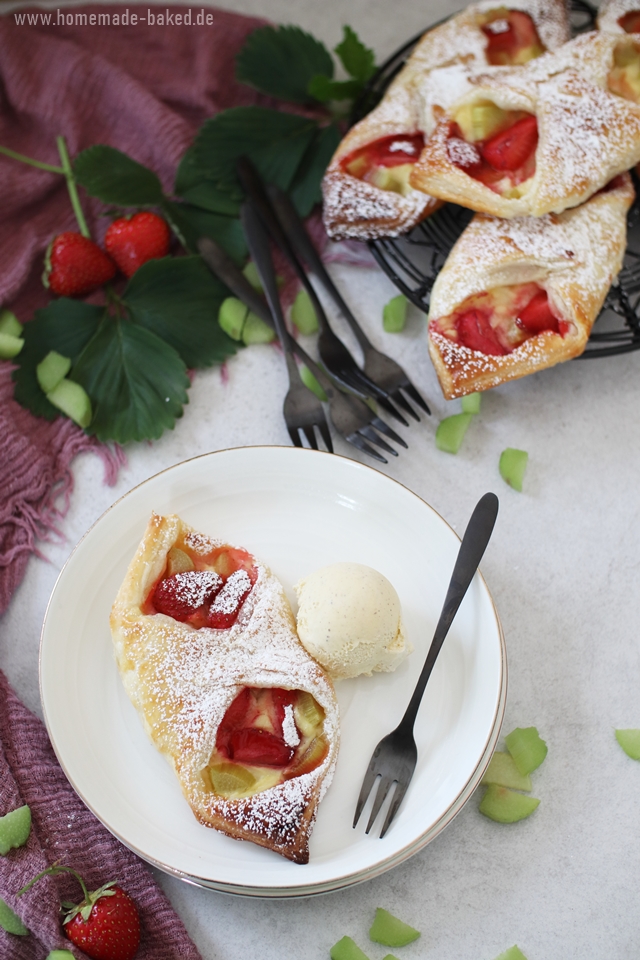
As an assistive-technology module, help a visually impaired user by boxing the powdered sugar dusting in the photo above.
[209,569,251,615]
[161,570,221,608]
[447,137,481,168]
[282,704,301,748]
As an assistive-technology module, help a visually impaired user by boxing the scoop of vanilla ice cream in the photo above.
[294,562,411,679]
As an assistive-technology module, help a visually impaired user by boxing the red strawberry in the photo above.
[456,308,509,356]
[482,11,543,65]
[228,727,294,767]
[517,290,559,333]
[44,232,117,297]
[104,212,171,277]
[216,687,253,756]
[480,115,538,171]
[17,866,140,960]
[152,570,222,622]
[208,569,252,629]
[619,10,640,32]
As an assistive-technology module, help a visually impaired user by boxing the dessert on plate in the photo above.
[294,562,412,679]
[110,513,339,864]
[322,0,570,239]
[408,34,640,218]
[427,173,634,397]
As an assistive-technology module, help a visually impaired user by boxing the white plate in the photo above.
[40,447,506,898]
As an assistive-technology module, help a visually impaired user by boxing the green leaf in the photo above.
[335,26,376,82]
[236,25,333,103]
[73,145,163,206]
[163,201,246,263]
[175,146,240,215]
[288,122,341,217]
[12,299,104,420]
[307,75,362,103]
[193,107,318,199]
[72,316,189,443]
[0,897,28,936]
[124,256,237,368]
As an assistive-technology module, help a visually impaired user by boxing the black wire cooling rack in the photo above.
[350,0,640,358]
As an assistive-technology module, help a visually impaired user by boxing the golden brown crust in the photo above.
[427,174,634,398]
[110,514,340,864]
[410,33,640,218]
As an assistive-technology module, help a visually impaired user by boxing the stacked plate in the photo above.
[39,447,506,897]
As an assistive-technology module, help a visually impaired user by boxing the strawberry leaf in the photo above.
[307,75,362,103]
[160,199,246,262]
[288,123,342,216]
[12,299,104,419]
[175,147,240,216]
[71,316,189,443]
[236,25,333,103]
[73,145,164,206]
[193,107,318,199]
[123,256,237,368]
[334,26,376,82]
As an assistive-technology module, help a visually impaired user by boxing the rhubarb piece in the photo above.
[218,297,248,341]
[499,448,528,492]
[383,295,407,333]
[209,762,257,797]
[242,311,275,345]
[436,413,473,454]
[46,379,92,428]
[46,953,75,959]
[504,726,547,774]
[0,804,31,855]
[0,332,24,359]
[461,392,481,414]
[481,752,532,791]
[291,289,318,335]
[294,691,325,738]
[243,261,283,293]
[166,547,195,576]
[0,309,22,337]
[382,957,401,960]
[608,40,640,103]
[330,936,371,960]
[299,364,328,401]
[0,897,28,935]
[493,947,528,960]
[615,728,640,760]
[479,784,540,822]
[455,101,508,142]
[36,350,72,394]
[369,908,420,947]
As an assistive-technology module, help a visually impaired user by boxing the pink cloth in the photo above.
[0,4,271,612]
[0,668,204,959]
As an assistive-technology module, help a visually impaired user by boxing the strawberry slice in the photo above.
[208,569,252,629]
[152,570,222,622]
[216,687,253,757]
[480,115,538,172]
[456,309,509,356]
[228,728,294,767]
[619,10,640,33]
[482,11,544,65]
[517,290,560,333]
[342,133,424,177]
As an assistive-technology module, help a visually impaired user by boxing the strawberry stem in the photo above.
[17,864,91,903]
[0,144,65,175]
[56,135,90,239]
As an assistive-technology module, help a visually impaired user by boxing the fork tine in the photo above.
[389,390,420,422]
[376,395,411,427]
[358,425,399,457]
[379,778,411,838]
[347,431,388,464]
[353,764,380,828]
[303,425,318,450]
[287,427,303,448]
[403,382,431,415]
[319,421,333,454]
[371,416,408,449]
[365,776,395,834]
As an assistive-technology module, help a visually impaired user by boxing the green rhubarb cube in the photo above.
[0,804,31,855]
[505,726,547,775]
[0,897,28,935]
[369,908,420,946]
[499,448,528,492]
[291,290,318,335]
[461,391,481,414]
[479,784,540,823]
[330,936,371,960]
[299,364,327,401]
[481,752,532,791]
[36,350,71,394]
[0,332,24,359]
[0,309,22,337]
[382,295,407,333]
[436,413,473,454]
[493,946,528,960]
[615,729,640,760]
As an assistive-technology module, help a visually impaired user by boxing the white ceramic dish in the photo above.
[40,446,506,898]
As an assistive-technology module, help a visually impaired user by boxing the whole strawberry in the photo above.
[104,211,171,277]
[44,232,117,297]
[18,865,140,960]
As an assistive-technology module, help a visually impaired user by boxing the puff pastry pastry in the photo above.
[110,513,339,864]
[598,0,640,36]
[322,0,569,240]
[409,34,640,218]
[427,173,634,398]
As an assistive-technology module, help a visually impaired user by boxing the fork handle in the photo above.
[399,492,499,731]
[267,185,374,354]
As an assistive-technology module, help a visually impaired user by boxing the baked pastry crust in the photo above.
[409,33,640,218]
[427,173,634,398]
[110,513,340,864]
[598,0,640,34]
[322,0,570,240]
